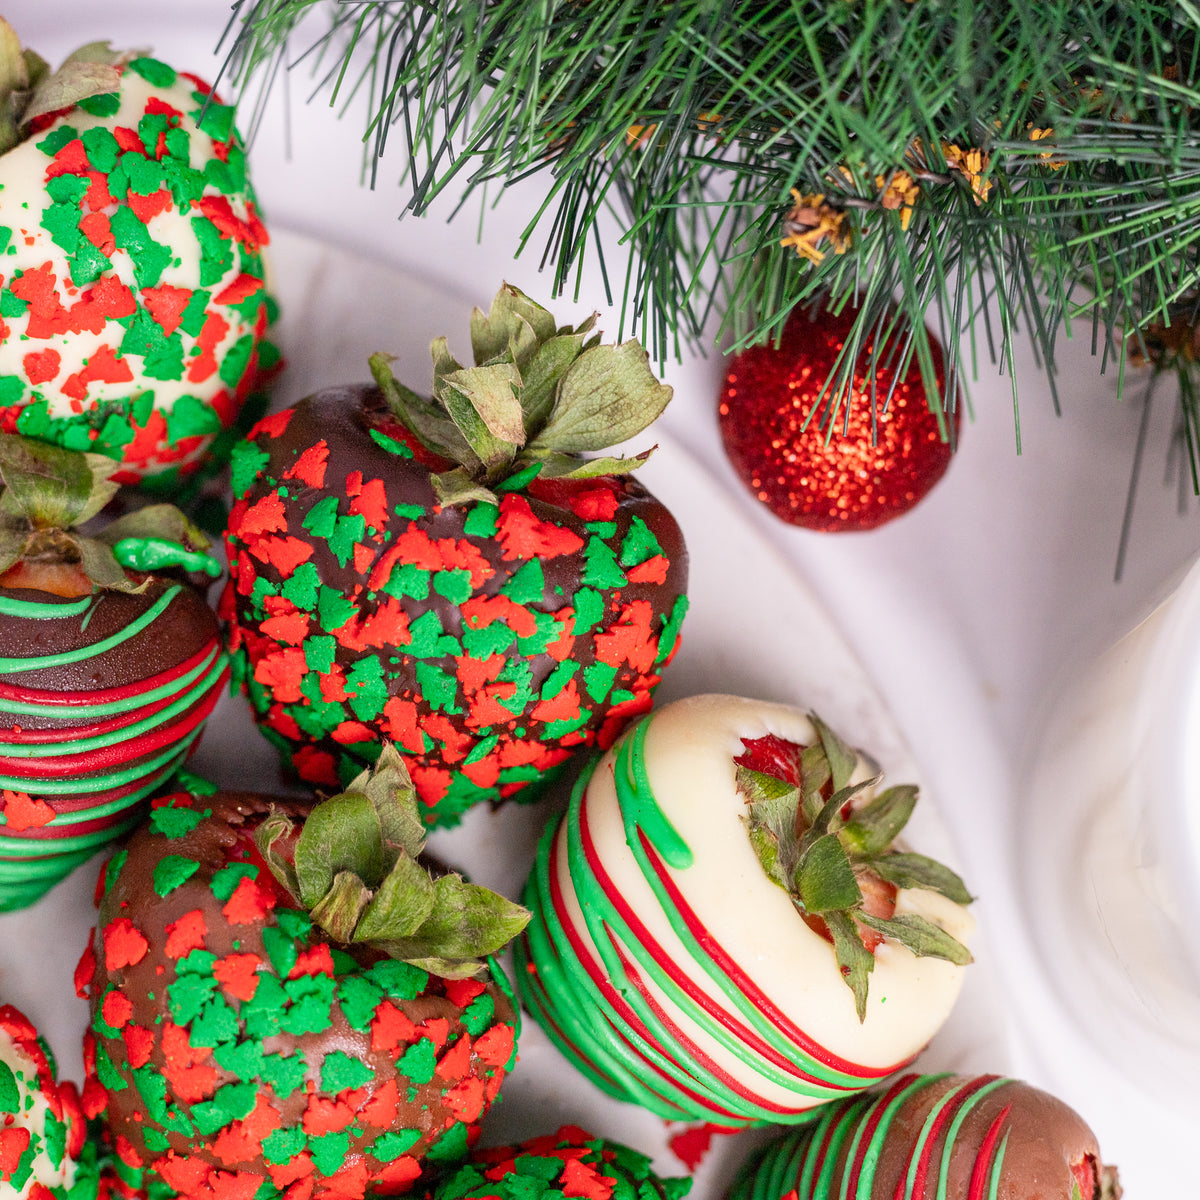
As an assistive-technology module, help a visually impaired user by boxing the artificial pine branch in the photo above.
[224,1,1200,466]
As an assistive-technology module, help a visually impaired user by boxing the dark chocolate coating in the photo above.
[0,577,219,709]
[0,576,225,887]
[223,384,689,826]
[81,790,519,1198]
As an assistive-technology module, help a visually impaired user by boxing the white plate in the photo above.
[0,229,1005,1197]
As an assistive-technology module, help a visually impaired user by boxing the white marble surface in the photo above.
[7,3,1200,1194]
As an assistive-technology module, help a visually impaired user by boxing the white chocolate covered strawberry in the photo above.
[516,694,974,1125]
[0,23,274,485]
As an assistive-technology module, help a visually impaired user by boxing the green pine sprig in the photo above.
[223,0,1200,476]
[738,714,972,1020]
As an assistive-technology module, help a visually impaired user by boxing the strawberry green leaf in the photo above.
[76,536,144,593]
[431,467,500,509]
[97,503,212,552]
[795,833,861,913]
[799,781,872,856]
[415,873,530,959]
[353,852,435,942]
[256,813,300,899]
[825,910,874,1021]
[0,19,27,99]
[61,41,129,67]
[739,766,801,889]
[747,824,786,890]
[440,362,526,447]
[369,872,530,979]
[870,852,973,904]
[22,50,49,90]
[370,352,479,467]
[293,791,385,907]
[517,332,592,434]
[736,765,798,809]
[374,942,487,981]
[0,530,24,575]
[255,746,529,974]
[310,870,373,943]
[1099,1166,1122,1200]
[798,742,832,823]
[434,353,520,474]
[0,435,119,530]
[532,448,656,480]
[811,713,861,793]
[857,912,974,965]
[529,341,672,453]
[24,59,120,126]
[350,743,427,864]
[841,785,918,858]
[470,284,557,366]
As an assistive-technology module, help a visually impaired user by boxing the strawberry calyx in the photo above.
[368,283,672,507]
[0,21,134,155]
[735,715,973,1021]
[0,433,218,593]
[1070,1156,1123,1200]
[255,743,531,979]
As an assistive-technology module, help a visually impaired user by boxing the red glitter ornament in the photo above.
[719,299,958,531]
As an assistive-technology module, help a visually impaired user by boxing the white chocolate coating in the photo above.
[0,1025,76,1198]
[550,694,973,1113]
[0,67,268,479]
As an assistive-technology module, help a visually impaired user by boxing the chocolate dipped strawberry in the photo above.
[223,284,688,826]
[0,434,226,912]
[0,1003,92,1200]
[728,1073,1121,1200]
[78,747,527,1200]
[0,21,274,485]
[430,1126,690,1200]
[516,694,974,1126]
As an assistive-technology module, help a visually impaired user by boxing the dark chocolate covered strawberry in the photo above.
[0,434,225,912]
[79,748,527,1200]
[223,285,687,826]
[431,1126,690,1200]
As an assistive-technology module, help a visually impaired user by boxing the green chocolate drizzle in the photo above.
[617,717,692,869]
[113,537,222,578]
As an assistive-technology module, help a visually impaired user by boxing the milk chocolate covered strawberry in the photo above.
[79,749,526,1200]
[0,22,274,484]
[727,1073,1121,1200]
[223,285,688,826]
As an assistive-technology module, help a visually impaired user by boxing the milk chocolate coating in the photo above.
[82,790,519,1197]
[729,1073,1120,1200]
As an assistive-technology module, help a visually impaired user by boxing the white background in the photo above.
[6,2,1200,1194]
